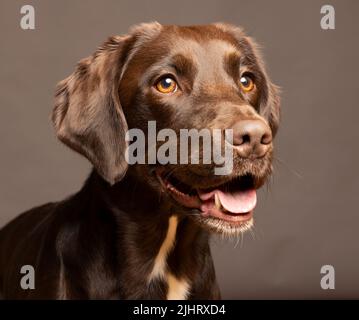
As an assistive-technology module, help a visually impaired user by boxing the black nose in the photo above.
[230,120,272,159]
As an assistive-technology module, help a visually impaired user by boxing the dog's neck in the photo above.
[86,170,212,299]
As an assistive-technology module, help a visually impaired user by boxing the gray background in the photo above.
[0,0,358,299]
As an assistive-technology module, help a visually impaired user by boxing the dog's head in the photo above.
[53,22,280,235]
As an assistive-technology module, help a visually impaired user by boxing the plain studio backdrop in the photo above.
[0,0,358,299]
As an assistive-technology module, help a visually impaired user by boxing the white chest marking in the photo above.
[166,273,190,300]
[148,216,178,280]
[148,216,190,300]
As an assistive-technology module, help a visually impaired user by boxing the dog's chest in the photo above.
[148,216,190,300]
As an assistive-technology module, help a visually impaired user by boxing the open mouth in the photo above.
[156,168,258,228]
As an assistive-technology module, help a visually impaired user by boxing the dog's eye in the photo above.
[155,77,177,94]
[239,75,255,92]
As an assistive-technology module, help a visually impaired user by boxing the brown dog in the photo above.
[0,22,280,299]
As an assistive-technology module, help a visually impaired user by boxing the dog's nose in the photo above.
[230,120,272,159]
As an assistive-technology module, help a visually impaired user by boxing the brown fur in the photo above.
[0,22,280,299]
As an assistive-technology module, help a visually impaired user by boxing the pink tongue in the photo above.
[217,189,257,213]
[199,189,257,214]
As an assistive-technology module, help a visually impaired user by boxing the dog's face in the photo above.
[53,23,280,235]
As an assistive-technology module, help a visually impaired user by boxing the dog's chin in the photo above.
[156,166,269,236]
[191,214,254,237]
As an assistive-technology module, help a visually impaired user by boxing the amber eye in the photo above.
[155,76,177,94]
[239,75,255,92]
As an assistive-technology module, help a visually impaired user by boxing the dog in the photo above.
[0,22,280,299]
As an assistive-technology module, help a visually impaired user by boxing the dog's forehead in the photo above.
[120,24,250,87]
[127,30,242,80]
[149,25,242,64]
[168,38,238,63]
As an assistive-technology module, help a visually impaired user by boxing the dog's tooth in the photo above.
[214,193,222,210]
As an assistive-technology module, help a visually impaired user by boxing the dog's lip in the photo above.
[155,168,257,224]
[156,169,202,208]
[201,207,254,223]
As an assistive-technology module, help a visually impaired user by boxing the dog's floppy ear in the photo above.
[52,36,130,184]
[260,81,280,137]
[214,23,281,136]
[52,23,162,185]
